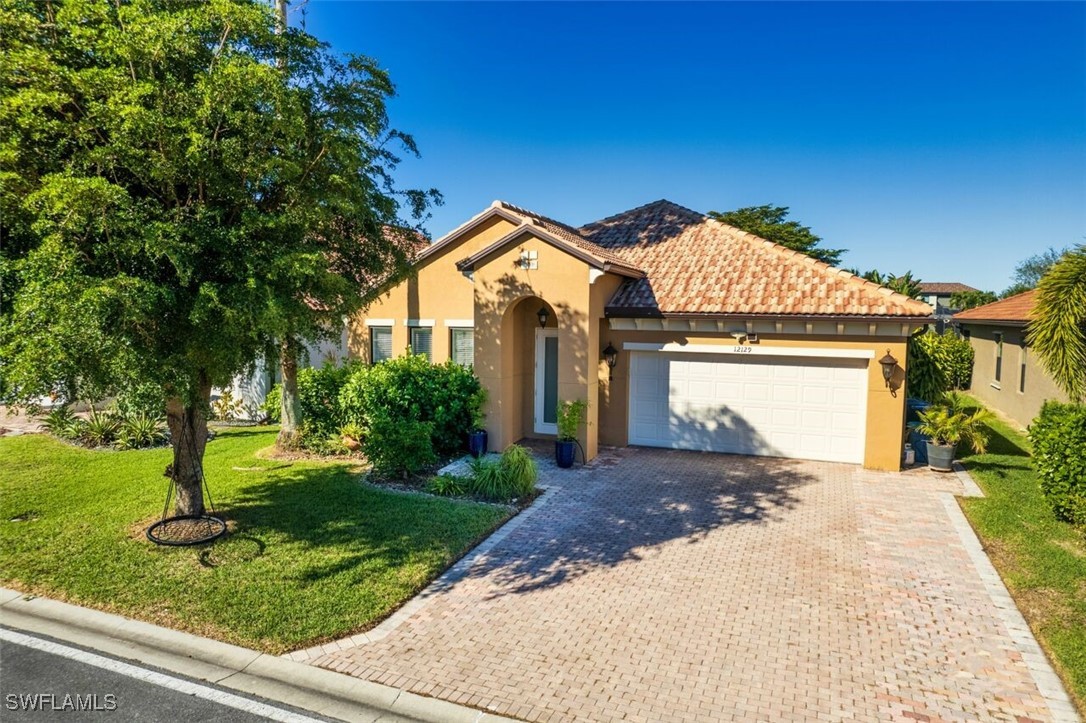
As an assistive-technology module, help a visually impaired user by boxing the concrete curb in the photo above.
[0,589,519,723]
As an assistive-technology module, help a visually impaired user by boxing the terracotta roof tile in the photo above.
[495,201,642,274]
[579,200,933,318]
[953,290,1036,323]
[918,282,979,294]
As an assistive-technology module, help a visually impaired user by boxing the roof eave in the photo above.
[953,317,1029,327]
[605,308,934,322]
[456,225,644,277]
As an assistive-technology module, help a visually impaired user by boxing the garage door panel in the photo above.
[628,351,867,464]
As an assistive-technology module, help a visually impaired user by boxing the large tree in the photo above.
[710,204,845,266]
[844,268,923,298]
[949,289,998,311]
[1,0,436,514]
[1009,246,1069,292]
[1027,245,1086,403]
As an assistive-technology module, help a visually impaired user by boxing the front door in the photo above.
[534,328,558,434]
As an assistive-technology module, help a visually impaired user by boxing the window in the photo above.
[1019,342,1027,394]
[450,328,474,366]
[370,326,392,364]
[994,332,1003,383]
[410,327,432,362]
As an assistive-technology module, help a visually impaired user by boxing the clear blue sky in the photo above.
[298,1,1085,292]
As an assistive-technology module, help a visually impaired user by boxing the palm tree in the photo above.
[1027,245,1086,402]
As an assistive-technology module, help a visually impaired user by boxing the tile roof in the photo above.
[577,200,933,318]
[918,282,979,294]
[953,289,1036,324]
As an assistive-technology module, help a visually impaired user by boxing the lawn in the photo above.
[956,398,1086,712]
[0,428,510,654]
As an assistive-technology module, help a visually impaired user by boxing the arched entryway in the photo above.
[493,295,558,445]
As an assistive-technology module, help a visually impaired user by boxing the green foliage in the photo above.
[499,444,538,499]
[426,474,469,497]
[846,268,923,298]
[363,413,435,480]
[210,389,244,422]
[1011,247,1070,291]
[470,386,489,431]
[1028,401,1086,525]
[113,383,166,419]
[296,363,358,447]
[1000,282,1033,299]
[79,408,119,448]
[557,399,588,442]
[915,392,994,453]
[115,413,168,450]
[949,290,998,310]
[262,385,282,423]
[1027,244,1086,403]
[340,355,482,457]
[467,456,509,501]
[0,0,438,483]
[38,405,80,440]
[710,205,844,266]
[907,331,974,401]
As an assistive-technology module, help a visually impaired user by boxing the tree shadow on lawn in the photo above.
[213,462,506,587]
[448,447,821,598]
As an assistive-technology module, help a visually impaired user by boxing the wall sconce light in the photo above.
[879,349,898,388]
[602,342,618,380]
[536,306,549,329]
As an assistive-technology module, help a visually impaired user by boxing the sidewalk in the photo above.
[0,588,518,723]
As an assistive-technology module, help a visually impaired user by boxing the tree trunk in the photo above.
[165,372,212,517]
[277,337,303,449]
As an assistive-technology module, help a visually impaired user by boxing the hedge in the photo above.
[1029,401,1086,525]
[907,331,974,402]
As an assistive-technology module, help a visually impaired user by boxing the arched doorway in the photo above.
[492,295,558,445]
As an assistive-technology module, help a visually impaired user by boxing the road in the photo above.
[0,628,335,722]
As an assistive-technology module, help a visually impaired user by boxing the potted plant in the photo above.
[914,393,994,472]
[467,387,489,458]
[555,399,588,468]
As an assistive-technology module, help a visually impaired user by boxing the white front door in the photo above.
[534,329,559,434]
[628,351,868,464]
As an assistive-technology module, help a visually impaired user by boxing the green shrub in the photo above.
[1029,401,1086,525]
[499,444,537,498]
[113,383,165,418]
[115,412,167,450]
[907,331,974,401]
[467,456,508,501]
[39,405,81,440]
[79,408,118,447]
[363,413,436,479]
[264,362,359,450]
[556,399,588,441]
[210,388,243,421]
[262,384,281,422]
[426,474,468,497]
[340,355,482,457]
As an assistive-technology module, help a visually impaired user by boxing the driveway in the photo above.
[298,447,1072,722]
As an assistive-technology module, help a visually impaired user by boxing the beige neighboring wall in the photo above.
[963,324,1068,428]
[347,215,520,362]
[597,331,910,471]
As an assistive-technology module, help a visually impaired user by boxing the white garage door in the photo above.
[628,351,868,464]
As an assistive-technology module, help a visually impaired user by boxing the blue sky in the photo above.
[299,1,1085,292]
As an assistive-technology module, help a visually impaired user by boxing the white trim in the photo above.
[442,319,474,327]
[589,268,605,284]
[621,342,875,360]
[534,328,559,435]
[403,319,435,327]
[363,318,394,327]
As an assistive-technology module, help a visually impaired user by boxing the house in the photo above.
[953,290,1067,428]
[917,282,978,319]
[350,200,933,470]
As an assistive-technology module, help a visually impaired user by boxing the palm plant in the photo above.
[915,393,994,454]
[1027,244,1086,403]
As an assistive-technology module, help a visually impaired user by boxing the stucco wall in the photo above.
[963,324,1068,428]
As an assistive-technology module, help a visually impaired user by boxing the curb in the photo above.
[0,588,519,723]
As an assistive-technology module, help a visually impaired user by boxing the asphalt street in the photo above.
[0,628,335,722]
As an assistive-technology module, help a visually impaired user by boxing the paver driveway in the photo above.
[302,447,1074,722]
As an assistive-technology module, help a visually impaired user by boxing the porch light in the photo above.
[536,306,549,328]
[878,350,898,387]
[602,342,618,380]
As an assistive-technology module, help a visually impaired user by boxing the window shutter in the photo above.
[411,327,432,362]
[451,328,474,366]
[371,327,392,363]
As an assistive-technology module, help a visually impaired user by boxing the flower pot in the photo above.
[468,430,488,458]
[555,439,576,468]
[925,441,957,472]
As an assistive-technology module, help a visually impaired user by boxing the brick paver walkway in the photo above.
[305,447,1075,722]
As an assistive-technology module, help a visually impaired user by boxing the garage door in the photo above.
[628,351,868,464]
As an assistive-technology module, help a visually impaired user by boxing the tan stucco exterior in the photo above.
[960,323,1068,428]
[348,210,919,471]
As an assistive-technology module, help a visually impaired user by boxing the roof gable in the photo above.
[580,200,933,318]
[954,290,1036,324]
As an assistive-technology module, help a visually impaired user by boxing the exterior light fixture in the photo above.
[879,350,898,388]
[536,306,549,328]
[602,342,618,380]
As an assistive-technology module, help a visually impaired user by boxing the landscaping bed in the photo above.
[956,396,1086,713]
[0,427,511,654]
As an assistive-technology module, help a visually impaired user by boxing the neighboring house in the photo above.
[917,281,978,323]
[954,290,1067,428]
[350,200,932,470]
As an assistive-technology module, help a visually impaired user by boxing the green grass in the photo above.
[956,397,1086,712]
[0,428,509,654]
